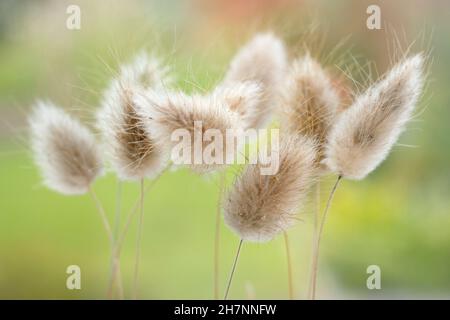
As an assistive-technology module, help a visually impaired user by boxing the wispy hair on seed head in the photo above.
[281,53,341,164]
[212,81,264,130]
[97,52,171,180]
[135,89,245,174]
[119,50,173,90]
[223,135,317,242]
[222,32,288,129]
[29,101,103,195]
[324,54,425,180]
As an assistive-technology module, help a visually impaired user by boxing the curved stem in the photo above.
[307,182,321,299]
[108,249,123,299]
[309,175,342,300]
[88,187,113,244]
[283,231,294,300]
[214,171,226,299]
[88,187,116,299]
[108,167,168,297]
[115,260,123,299]
[107,180,123,299]
[117,165,170,252]
[224,239,243,300]
[132,178,145,299]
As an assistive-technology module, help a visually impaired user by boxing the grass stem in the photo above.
[132,178,145,299]
[309,175,341,300]
[224,239,243,300]
[214,171,226,299]
[88,186,113,244]
[107,180,124,299]
[88,186,117,299]
[283,231,294,300]
[108,167,169,297]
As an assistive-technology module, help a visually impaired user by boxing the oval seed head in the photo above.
[211,81,264,130]
[281,54,340,162]
[29,101,103,195]
[135,90,245,174]
[97,53,170,180]
[323,54,425,180]
[223,135,317,242]
[223,32,288,129]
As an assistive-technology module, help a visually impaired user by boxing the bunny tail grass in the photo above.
[29,102,103,195]
[323,55,424,179]
[223,32,288,129]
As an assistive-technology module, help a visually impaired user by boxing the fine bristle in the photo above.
[135,90,245,174]
[120,50,172,90]
[29,101,103,195]
[223,135,317,243]
[323,54,424,180]
[222,32,288,129]
[281,54,341,162]
[97,53,170,180]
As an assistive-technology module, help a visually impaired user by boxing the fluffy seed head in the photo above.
[211,81,264,129]
[29,101,102,195]
[135,90,245,174]
[324,54,424,180]
[223,32,288,129]
[119,51,172,90]
[281,54,340,160]
[97,53,170,180]
[223,135,317,242]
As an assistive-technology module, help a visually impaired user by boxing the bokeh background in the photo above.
[0,0,449,299]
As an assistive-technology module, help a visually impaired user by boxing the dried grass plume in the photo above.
[97,52,170,180]
[135,90,245,173]
[212,81,264,130]
[323,54,425,180]
[222,32,288,129]
[29,101,103,195]
[223,135,317,242]
[281,54,340,161]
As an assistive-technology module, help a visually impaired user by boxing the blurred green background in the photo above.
[0,0,449,299]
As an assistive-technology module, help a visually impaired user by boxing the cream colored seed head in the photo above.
[29,101,103,195]
[222,32,288,129]
[97,52,170,180]
[324,54,424,180]
[135,90,245,174]
[211,81,264,130]
[223,135,317,242]
[281,54,340,162]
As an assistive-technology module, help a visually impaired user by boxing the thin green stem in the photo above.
[214,171,226,299]
[310,175,342,300]
[224,239,243,300]
[88,187,113,244]
[117,165,171,251]
[132,178,145,299]
[307,182,321,299]
[108,167,169,296]
[88,187,115,299]
[283,231,294,300]
[107,180,124,299]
